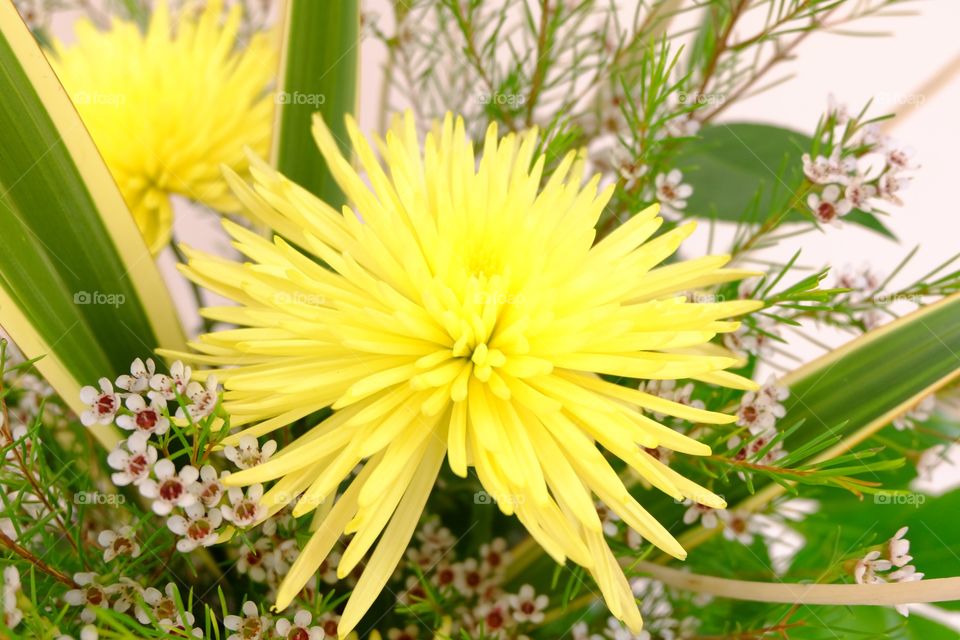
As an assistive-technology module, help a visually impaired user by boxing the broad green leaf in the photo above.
[0,2,185,447]
[674,292,960,552]
[270,0,358,206]
[674,123,896,238]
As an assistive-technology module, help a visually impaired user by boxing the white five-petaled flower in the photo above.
[115,358,156,393]
[807,184,852,226]
[176,376,220,422]
[135,583,195,631]
[221,484,265,528]
[148,361,192,402]
[737,389,786,435]
[224,600,269,640]
[195,465,227,508]
[508,584,549,624]
[107,437,158,486]
[877,172,908,205]
[888,526,913,567]
[886,146,917,172]
[802,154,835,184]
[104,577,142,614]
[167,503,223,551]
[718,510,758,545]
[138,460,198,515]
[98,526,141,562]
[654,169,693,216]
[224,436,278,470]
[79,378,120,427]
[612,149,648,191]
[63,573,109,623]
[682,501,719,529]
[116,395,170,448]
[844,179,877,212]
[275,610,325,640]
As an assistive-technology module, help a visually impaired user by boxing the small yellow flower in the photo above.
[171,112,761,637]
[49,0,275,253]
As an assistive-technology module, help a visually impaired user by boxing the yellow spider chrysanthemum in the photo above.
[172,112,762,637]
[49,0,274,253]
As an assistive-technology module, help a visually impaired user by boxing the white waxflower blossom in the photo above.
[508,584,549,624]
[221,484,265,528]
[224,600,269,640]
[807,184,852,226]
[79,378,120,427]
[138,460,199,515]
[63,573,109,623]
[224,436,278,470]
[275,610,325,640]
[654,169,693,217]
[115,358,156,393]
[107,437,158,486]
[167,503,223,551]
[98,526,140,562]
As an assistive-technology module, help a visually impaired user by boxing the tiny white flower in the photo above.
[275,610,324,640]
[97,525,140,562]
[473,599,511,635]
[104,577,142,613]
[116,395,170,445]
[195,465,227,507]
[138,460,199,515]
[106,437,158,486]
[682,501,719,529]
[802,154,834,184]
[508,584,548,624]
[807,184,852,226]
[844,179,877,212]
[612,148,647,190]
[135,583,193,630]
[176,376,219,422]
[888,526,912,567]
[63,572,109,623]
[79,378,120,427]
[854,550,892,584]
[115,358,156,393]
[2,566,23,630]
[148,361,192,402]
[224,436,277,470]
[479,538,510,576]
[877,172,908,205]
[221,484,264,528]
[654,169,693,216]
[224,600,268,640]
[167,503,223,551]
[718,510,758,545]
[886,145,916,172]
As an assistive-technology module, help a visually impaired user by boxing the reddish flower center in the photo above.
[128,454,148,477]
[288,629,309,640]
[817,201,836,221]
[136,408,159,430]
[155,598,177,621]
[521,601,536,615]
[86,586,105,606]
[187,519,212,540]
[486,608,505,629]
[96,394,116,415]
[235,501,259,522]
[159,479,184,502]
[241,617,262,639]
[323,620,338,636]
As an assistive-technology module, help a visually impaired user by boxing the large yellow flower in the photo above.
[49,0,274,253]
[173,112,761,637]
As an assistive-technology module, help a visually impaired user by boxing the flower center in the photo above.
[159,480,183,502]
[136,408,159,430]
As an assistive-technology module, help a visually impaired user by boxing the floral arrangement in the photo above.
[1,1,958,639]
